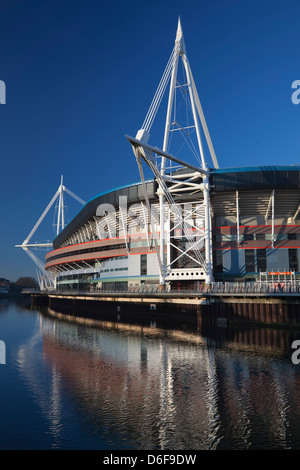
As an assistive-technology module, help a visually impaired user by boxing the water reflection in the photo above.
[15,305,300,449]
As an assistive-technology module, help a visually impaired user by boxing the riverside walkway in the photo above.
[26,280,300,299]
[29,282,300,327]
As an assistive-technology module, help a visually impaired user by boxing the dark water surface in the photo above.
[1,297,300,450]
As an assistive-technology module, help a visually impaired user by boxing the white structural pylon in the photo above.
[16,176,85,290]
[128,18,218,286]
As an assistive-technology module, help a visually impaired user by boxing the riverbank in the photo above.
[31,291,300,328]
[0,292,30,299]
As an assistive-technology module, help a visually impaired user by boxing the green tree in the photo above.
[15,277,38,288]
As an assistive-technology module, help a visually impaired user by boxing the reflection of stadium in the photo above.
[25,311,300,449]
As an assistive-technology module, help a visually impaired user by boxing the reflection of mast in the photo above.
[206,350,222,449]
[39,315,64,437]
[140,336,148,372]
[158,343,175,449]
[48,364,64,447]
[16,314,63,447]
[219,355,251,448]
[270,362,290,446]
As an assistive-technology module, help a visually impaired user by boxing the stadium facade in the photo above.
[45,165,300,291]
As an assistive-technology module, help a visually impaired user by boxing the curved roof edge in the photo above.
[53,179,157,249]
[213,165,300,174]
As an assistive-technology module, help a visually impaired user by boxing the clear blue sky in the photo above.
[1,0,300,281]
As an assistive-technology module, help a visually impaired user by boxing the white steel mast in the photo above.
[16,176,85,290]
[128,18,218,286]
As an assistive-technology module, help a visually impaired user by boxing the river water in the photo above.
[1,297,300,450]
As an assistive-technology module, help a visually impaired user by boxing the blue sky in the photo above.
[1,0,300,281]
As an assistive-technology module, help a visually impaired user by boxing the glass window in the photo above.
[244,234,254,241]
[289,249,298,271]
[288,233,297,240]
[213,250,223,273]
[245,249,256,272]
[257,249,267,272]
[255,233,265,240]
[276,234,287,241]
[221,234,237,241]
[140,254,147,275]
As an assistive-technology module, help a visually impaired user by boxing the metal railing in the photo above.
[42,280,300,296]
[206,281,300,294]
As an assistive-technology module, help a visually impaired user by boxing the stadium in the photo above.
[44,165,300,292]
[18,20,300,292]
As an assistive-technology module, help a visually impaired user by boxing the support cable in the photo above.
[142,46,177,132]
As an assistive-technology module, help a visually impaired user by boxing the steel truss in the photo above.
[16,176,85,290]
[127,137,210,283]
[127,19,218,285]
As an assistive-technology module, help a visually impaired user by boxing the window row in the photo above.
[46,243,127,263]
[99,267,128,273]
[214,233,300,242]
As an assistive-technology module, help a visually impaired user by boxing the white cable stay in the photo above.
[142,46,177,132]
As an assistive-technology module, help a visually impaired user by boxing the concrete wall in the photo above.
[147,253,160,276]
[128,254,140,277]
